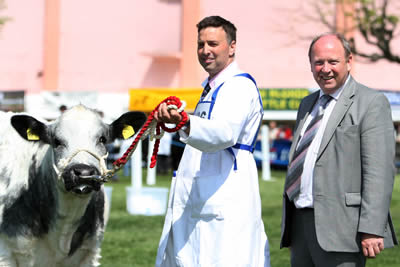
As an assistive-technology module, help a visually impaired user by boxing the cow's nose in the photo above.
[72,164,97,177]
[62,164,101,194]
[73,185,92,194]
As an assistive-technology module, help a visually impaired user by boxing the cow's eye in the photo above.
[99,136,107,144]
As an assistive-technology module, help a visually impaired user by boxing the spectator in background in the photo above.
[157,130,173,175]
[170,132,185,171]
[59,105,67,113]
[117,139,133,177]
[396,124,400,143]
[268,120,279,142]
[276,124,293,140]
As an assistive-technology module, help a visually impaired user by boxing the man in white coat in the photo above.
[154,16,270,267]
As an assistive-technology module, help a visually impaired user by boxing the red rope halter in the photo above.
[113,96,188,169]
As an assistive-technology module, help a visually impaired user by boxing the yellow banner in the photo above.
[129,88,203,112]
[260,88,310,110]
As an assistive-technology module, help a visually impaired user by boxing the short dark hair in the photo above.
[196,16,237,44]
[308,33,352,62]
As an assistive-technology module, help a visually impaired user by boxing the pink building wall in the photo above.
[199,0,322,89]
[58,0,181,91]
[0,0,44,92]
[0,0,399,94]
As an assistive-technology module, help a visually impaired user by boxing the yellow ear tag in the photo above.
[122,125,135,139]
[27,128,40,141]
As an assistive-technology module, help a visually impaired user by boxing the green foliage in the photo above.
[0,0,10,30]
[311,0,400,63]
[100,170,400,266]
[346,0,400,62]
[388,15,399,24]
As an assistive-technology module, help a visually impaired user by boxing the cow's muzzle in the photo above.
[62,164,102,194]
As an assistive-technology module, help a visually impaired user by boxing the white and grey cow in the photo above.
[0,105,146,267]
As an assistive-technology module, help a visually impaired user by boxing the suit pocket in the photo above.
[337,124,359,135]
[345,192,361,206]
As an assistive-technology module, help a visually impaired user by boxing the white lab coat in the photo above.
[155,62,270,267]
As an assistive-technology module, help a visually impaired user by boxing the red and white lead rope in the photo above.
[113,96,188,172]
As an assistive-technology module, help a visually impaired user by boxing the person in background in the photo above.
[157,129,173,175]
[395,124,400,143]
[268,120,279,143]
[59,105,67,113]
[276,124,293,140]
[170,132,185,171]
[281,33,398,266]
[154,15,270,266]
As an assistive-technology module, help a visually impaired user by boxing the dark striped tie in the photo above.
[285,94,333,201]
[201,83,211,100]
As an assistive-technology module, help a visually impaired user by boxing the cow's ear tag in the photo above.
[122,125,135,139]
[27,128,40,141]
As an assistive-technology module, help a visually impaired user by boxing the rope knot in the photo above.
[113,96,188,171]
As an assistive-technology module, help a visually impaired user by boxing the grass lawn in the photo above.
[100,169,400,267]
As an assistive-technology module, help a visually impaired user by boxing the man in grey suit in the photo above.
[281,33,398,266]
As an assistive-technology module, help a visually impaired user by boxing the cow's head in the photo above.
[11,105,146,195]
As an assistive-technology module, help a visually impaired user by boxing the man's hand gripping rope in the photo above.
[113,96,188,170]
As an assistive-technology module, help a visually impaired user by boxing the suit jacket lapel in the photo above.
[289,92,320,162]
[316,76,356,160]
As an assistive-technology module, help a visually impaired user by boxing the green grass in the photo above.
[100,170,400,266]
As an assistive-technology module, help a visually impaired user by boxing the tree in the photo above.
[315,0,400,63]
[0,0,9,32]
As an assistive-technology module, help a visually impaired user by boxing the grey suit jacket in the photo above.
[280,76,398,252]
